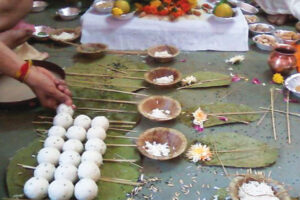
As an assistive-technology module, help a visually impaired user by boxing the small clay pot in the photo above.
[268,44,297,75]
[144,67,182,88]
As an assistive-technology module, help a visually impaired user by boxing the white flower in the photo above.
[186,143,212,163]
[182,75,197,86]
[192,107,207,128]
[225,55,245,64]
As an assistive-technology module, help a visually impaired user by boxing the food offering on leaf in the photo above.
[213,0,233,18]
[186,143,212,163]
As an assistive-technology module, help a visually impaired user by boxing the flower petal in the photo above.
[252,78,261,85]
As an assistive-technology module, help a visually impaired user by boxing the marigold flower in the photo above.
[150,0,162,7]
[272,73,284,84]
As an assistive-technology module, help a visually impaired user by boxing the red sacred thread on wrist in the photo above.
[15,60,32,82]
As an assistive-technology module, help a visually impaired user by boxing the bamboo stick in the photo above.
[212,143,229,178]
[106,144,137,147]
[110,125,134,129]
[32,121,52,125]
[69,84,148,97]
[114,153,143,169]
[126,69,148,72]
[286,91,291,144]
[110,120,136,125]
[66,72,144,80]
[73,97,139,105]
[270,88,277,140]
[213,115,249,125]
[177,78,231,90]
[103,159,137,162]
[68,80,146,89]
[259,107,300,118]
[17,164,35,170]
[108,128,137,133]
[37,116,52,120]
[208,111,266,116]
[107,135,138,139]
[99,177,143,186]
[105,50,147,55]
[107,67,128,75]
[77,107,137,114]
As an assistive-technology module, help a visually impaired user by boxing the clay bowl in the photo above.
[229,174,290,200]
[49,27,81,43]
[136,127,188,160]
[147,45,180,63]
[76,43,108,56]
[31,1,48,12]
[138,96,181,122]
[144,67,182,88]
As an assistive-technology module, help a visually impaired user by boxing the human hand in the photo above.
[24,66,73,109]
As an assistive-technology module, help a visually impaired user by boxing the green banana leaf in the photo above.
[181,71,231,89]
[198,132,278,168]
[7,130,141,200]
[180,103,259,128]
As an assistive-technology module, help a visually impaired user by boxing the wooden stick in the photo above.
[106,144,137,147]
[66,72,144,80]
[37,116,52,120]
[69,84,148,97]
[270,88,277,140]
[126,69,148,72]
[110,120,136,125]
[108,127,137,133]
[259,107,300,118]
[208,111,266,116]
[107,67,128,75]
[105,50,147,55]
[103,159,137,162]
[17,164,35,170]
[212,143,229,178]
[286,91,291,144]
[107,135,138,139]
[68,80,147,89]
[177,78,231,90]
[99,177,143,186]
[213,115,249,125]
[73,97,139,105]
[77,107,137,114]
[114,153,143,169]
[32,121,52,125]
[110,125,134,129]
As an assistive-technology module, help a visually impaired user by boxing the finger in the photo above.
[51,88,73,106]
[63,88,72,97]
[38,94,58,110]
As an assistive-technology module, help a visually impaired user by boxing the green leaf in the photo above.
[180,103,260,128]
[211,188,228,200]
[199,132,278,168]
[181,71,231,89]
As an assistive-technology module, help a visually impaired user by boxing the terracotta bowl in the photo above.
[136,127,188,160]
[144,67,182,88]
[138,96,181,122]
[147,45,180,63]
[49,27,81,43]
[76,43,108,56]
[229,174,290,200]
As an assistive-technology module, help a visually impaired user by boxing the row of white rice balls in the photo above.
[24,105,110,200]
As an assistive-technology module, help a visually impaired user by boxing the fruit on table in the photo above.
[214,2,233,18]
[114,0,130,14]
[112,7,124,16]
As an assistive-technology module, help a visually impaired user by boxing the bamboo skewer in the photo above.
[114,153,143,169]
[212,143,229,178]
[110,125,134,129]
[259,107,300,118]
[77,107,137,114]
[106,67,128,75]
[105,50,147,55]
[17,164,36,170]
[108,127,137,133]
[66,72,144,80]
[103,159,137,163]
[32,121,52,125]
[73,97,139,105]
[69,84,148,97]
[99,177,143,186]
[126,69,148,72]
[177,78,231,90]
[286,91,291,144]
[270,88,277,140]
[107,135,138,139]
[208,111,266,116]
[68,79,147,89]
[106,144,137,147]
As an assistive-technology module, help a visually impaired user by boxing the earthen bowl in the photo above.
[147,45,180,63]
[229,174,290,200]
[144,67,182,88]
[136,127,188,160]
[138,96,181,122]
[49,27,81,43]
[76,43,108,56]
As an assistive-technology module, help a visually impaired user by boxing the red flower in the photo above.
[143,5,158,14]
[158,7,169,15]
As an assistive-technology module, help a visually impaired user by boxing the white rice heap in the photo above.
[52,32,75,40]
[238,181,279,200]
[154,50,172,58]
[148,108,171,119]
[143,141,170,157]
[153,75,174,84]
[24,104,112,200]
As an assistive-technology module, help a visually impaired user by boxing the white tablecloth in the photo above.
[81,7,249,51]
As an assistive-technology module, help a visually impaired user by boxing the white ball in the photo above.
[44,136,64,151]
[85,138,107,155]
[57,103,74,116]
[91,116,109,131]
[54,164,78,183]
[66,126,86,142]
[74,115,92,130]
[48,179,74,200]
[62,139,83,154]
[37,147,60,165]
[48,126,66,138]
[59,151,81,167]
[53,113,73,129]
[24,177,49,200]
[34,163,56,182]
[75,178,98,200]
[81,151,103,167]
[87,127,106,140]
[78,161,101,181]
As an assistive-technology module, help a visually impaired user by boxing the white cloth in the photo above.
[254,0,300,20]
[81,8,249,51]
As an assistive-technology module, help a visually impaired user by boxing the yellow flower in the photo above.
[150,0,162,7]
[188,0,197,8]
[186,143,212,162]
[272,73,284,84]
[135,3,143,11]
[112,7,123,16]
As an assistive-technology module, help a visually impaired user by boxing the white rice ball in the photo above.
[78,161,101,181]
[87,127,106,140]
[37,147,60,165]
[85,138,107,155]
[74,114,92,130]
[24,177,49,200]
[48,179,74,200]
[56,103,74,116]
[91,116,109,131]
[62,139,83,153]
[81,151,103,167]
[75,178,98,200]
[66,126,86,142]
[48,126,66,138]
[54,164,78,183]
[53,113,73,129]
[34,163,56,182]
[44,136,64,151]
[59,151,81,167]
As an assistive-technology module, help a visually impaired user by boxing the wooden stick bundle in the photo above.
[73,97,139,105]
